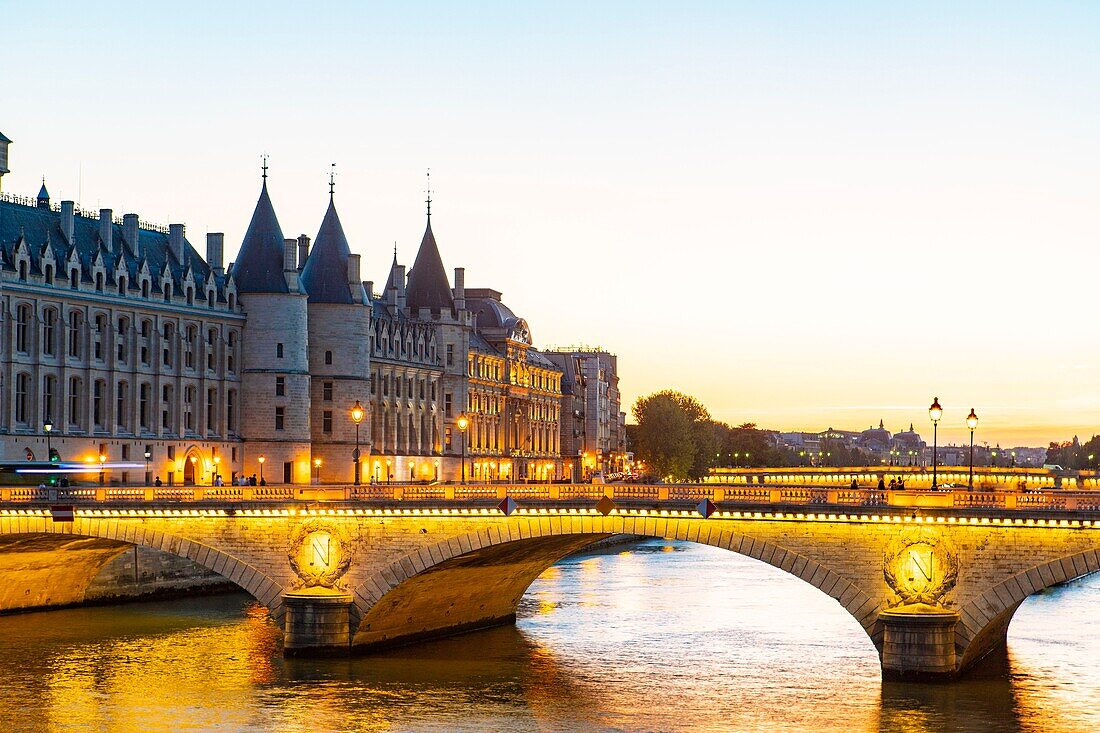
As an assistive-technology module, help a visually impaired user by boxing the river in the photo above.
[0,538,1098,732]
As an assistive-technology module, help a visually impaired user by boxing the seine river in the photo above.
[1,538,1099,733]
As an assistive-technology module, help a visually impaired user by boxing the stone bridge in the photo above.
[3,485,1100,681]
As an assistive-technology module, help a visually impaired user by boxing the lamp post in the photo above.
[457,415,469,484]
[99,453,107,485]
[144,450,151,485]
[351,400,364,486]
[43,417,53,462]
[313,458,322,484]
[966,408,978,490]
[213,455,221,485]
[189,455,197,486]
[258,455,265,485]
[385,458,391,485]
[929,397,942,489]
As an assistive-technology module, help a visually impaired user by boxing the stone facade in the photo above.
[0,140,568,484]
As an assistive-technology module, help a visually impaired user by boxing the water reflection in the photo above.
[0,539,1098,732]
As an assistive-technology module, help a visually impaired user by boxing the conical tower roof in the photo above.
[405,217,453,311]
[37,180,49,203]
[300,195,353,304]
[232,179,289,294]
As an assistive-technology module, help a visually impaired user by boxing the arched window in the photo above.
[14,373,29,424]
[15,304,30,353]
[18,260,27,281]
[67,311,83,358]
[42,375,56,426]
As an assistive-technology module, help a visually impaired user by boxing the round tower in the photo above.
[232,170,312,484]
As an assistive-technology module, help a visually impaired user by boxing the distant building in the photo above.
[543,348,626,480]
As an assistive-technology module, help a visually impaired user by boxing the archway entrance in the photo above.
[183,449,203,486]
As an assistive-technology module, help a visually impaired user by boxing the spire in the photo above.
[879,419,884,430]
[231,170,290,294]
[328,163,336,198]
[300,189,352,304]
[405,188,453,312]
[392,241,398,266]
[261,154,268,182]
[425,168,432,221]
[36,177,49,208]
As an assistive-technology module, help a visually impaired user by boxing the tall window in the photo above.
[93,380,105,428]
[275,377,285,397]
[67,311,82,358]
[42,375,55,425]
[139,383,150,430]
[117,318,129,363]
[275,406,285,431]
[15,304,30,353]
[68,377,82,428]
[207,389,217,432]
[276,342,284,358]
[185,326,196,369]
[325,350,332,365]
[116,382,128,431]
[446,344,454,366]
[322,411,333,433]
[93,314,107,360]
[14,373,28,424]
[162,385,174,431]
[42,308,56,356]
[184,386,194,431]
[323,381,333,401]
[227,390,237,433]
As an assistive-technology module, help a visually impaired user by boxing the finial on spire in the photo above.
[261,154,269,182]
[393,241,398,265]
[425,168,432,220]
[328,163,336,197]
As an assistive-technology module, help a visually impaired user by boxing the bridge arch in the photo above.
[0,516,286,624]
[957,548,1100,669]
[350,516,882,652]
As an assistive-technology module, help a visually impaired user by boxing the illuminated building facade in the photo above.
[0,131,565,483]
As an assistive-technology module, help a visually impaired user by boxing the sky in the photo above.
[2,1,1099,448]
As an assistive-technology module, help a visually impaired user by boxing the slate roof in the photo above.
[230,180,289,294]
[300,195,352,304]
[36,182,49,203]
[0,131,10,144]
[0,197,227,299]
[404,218,453,311]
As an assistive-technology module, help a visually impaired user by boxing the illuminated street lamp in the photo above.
[213,455,221,485]
[99,453,107,485]
[385,458,392,485]
[351,400,365,485]
[313,458,322,484]
[457,415,469,484]
[43,416,53,462]
[144,449,152,485]
[966,408,978,490]
[258,454,265,485]
[928,397,942,489]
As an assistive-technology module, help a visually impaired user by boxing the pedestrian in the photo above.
[250,474,257,486]
[889,478,897,490]
[850,478,858,490]
[154,475,162,487]
[877,476,886,491]
[897,478,905,490]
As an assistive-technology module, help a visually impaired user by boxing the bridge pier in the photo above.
[282,588,354,656]
[879,605,960,681]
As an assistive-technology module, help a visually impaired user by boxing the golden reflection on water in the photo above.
[0,540,1099,732]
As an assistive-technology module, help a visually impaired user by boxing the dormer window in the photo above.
[44,264,54,285]
[70,268,79,289]
[18,260,27,281]
[118,275,127,295]
[142,280,150,298]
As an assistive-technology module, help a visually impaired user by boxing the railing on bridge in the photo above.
[4,482,1100,515]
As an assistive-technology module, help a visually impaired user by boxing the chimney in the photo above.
[123,214,140,256]
[206,233,224,275]
[347,253,361,284]
[297,234,310,270]
[168,223,186,263]
[347,254,366,303]
[364,280,374,299]
[283,238,300,291]
[454,267,465,310]
[99,209,113,250]
[283,238,297,272]
[60,201,74,245]
[395,265,406,309]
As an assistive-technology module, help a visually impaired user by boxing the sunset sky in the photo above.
[3,2,1099,447]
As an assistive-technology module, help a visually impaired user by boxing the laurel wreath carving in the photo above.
[883,529,959,607]
[287,518,353,589]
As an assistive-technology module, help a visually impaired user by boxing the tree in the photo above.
[631,390,720,481]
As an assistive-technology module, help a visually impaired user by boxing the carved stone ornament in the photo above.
[287,519,353,589]
[883,528,959,607]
